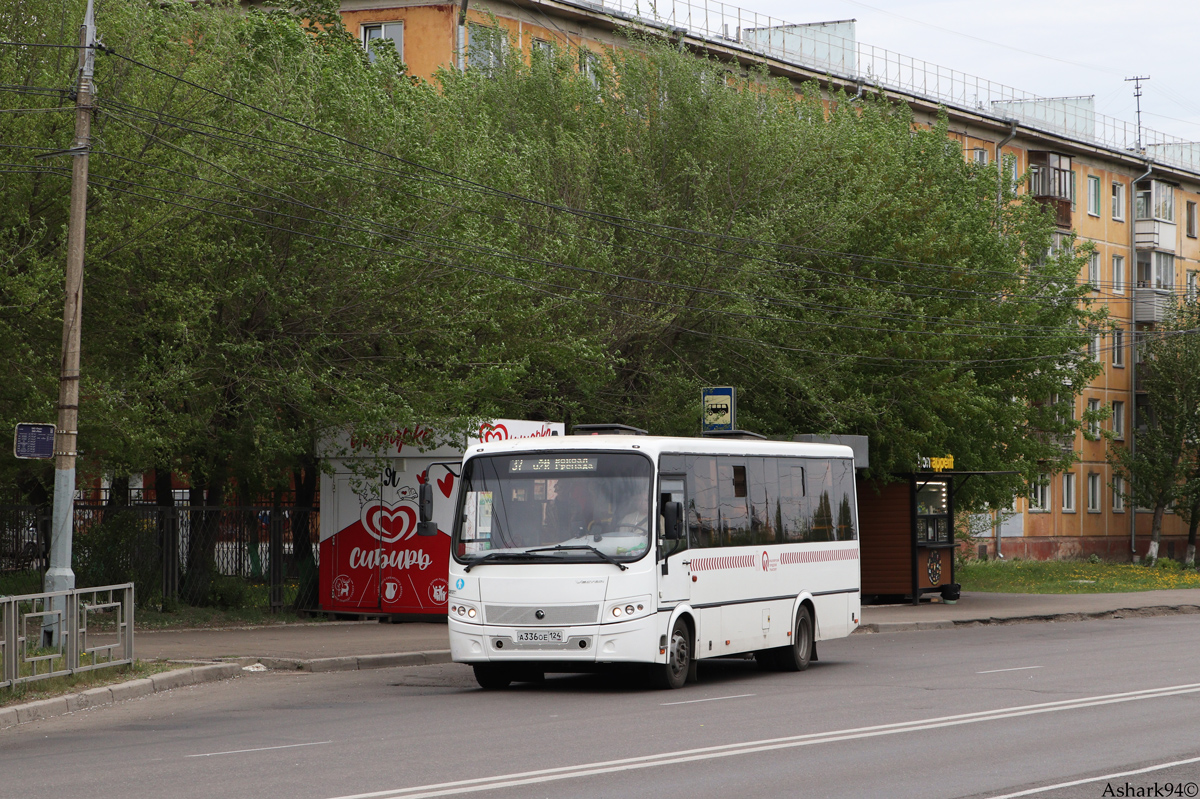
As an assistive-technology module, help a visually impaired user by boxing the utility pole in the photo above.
[1125,75,1149,152]
[44,0,96,646]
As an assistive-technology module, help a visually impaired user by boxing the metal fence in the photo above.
[581,0,1200,174]
[1,584,134,690]
[1,504,319,609]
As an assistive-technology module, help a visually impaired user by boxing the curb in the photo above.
[256,650,453,672]
[856,603,1200,633]
[0,662,241,731]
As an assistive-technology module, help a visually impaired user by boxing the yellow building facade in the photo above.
[335,0,1200,561]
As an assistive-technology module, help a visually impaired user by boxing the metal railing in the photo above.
[1,584,134,690]
[579,0,1200,173]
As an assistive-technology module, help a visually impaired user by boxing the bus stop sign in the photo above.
[14,423,56,459]
[701,387,736,433]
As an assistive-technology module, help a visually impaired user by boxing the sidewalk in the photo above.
[135,589,1200,664]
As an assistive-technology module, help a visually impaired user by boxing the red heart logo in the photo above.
[360,501,417,543]
[437,473,455,498]
[479,423,509,442]
[415,470,427,485]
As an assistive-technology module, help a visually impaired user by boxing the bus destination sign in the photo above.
[508,457,598,473]
[14,423,56,460]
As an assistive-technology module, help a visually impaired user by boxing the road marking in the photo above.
[977,666,1043,674]
[661,693,755,706]
[188,741,333,758]
[322,682,1200,799]
[984,754,1200,798]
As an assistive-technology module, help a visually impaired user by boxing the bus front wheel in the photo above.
[473,663,513,690]
[651,618,692,689]
[776,606,813,672]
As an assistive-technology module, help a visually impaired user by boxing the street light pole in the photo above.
[44,0,96,646]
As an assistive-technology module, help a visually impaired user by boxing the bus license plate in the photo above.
[517,630,563,643]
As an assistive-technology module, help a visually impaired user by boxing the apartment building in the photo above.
[336,0,1200,561]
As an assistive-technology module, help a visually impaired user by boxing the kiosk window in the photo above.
[916,481,950,544]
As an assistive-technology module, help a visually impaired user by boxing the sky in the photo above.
[722,0,1200,141]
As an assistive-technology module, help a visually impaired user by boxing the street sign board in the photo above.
[14,423,56,459]
[701,386,736,433]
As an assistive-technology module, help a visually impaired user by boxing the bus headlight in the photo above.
[604,597,652,623]
[450,602,480,622]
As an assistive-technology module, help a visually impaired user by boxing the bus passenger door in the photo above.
[658,477,690,605]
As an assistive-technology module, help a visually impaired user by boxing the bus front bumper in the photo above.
[448,614,662,664]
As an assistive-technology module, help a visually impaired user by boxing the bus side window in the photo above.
[748,457,779,545]
[778,461,804,542]
[687,456,720,548]
[719,460,751,546]
[835,459,858,540]
[808,459,835,542]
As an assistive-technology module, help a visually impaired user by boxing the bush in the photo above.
[207,574,251,610]
[73,510,161,606]
[1156,556,1181,571]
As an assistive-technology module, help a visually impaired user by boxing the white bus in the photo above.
[442,432,861,689]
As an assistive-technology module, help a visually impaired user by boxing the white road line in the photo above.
[188,741,333,758]
[661,693,756,706]
[977,666,1044,674]
[321,682,1200,799]
[984,754,1200,798]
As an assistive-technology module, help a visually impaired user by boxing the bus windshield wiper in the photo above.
[463,551,555,572]
[524,545,629,571]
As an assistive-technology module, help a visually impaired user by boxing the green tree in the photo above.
[1109,299,1200,565]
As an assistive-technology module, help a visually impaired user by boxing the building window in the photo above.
[1070,169,1077,210]
[531,38,553,60]
[1087,330,1101,362]
[580,49,600,85]
[1112,400,1124,439]
[1112,329,1124,368]
[1062,473,1076,512]
[1087,398,1101,439]
[972,147,989,166]
[1087,251,1101,291]
[1087,175,1101,216]
[468,23,506,75]
[1112,255,1124,294]
[1137,251,1175,290]
[1006,153,1020,191]
[1188,201,1198,238]
[1030,475,1051,512]
[1137,180,1175,222]
[363,22,404,63]
[1189,271,1199,301]
[1112,181,1125,221]
[1113,476,1125,513]
[1088,473,1101,512]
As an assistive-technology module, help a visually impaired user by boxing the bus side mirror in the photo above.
[419,483,434,522]
[663,501,683,540]
[417,483,437,536]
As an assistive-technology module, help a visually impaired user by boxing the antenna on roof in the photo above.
[1125,75,1149,153]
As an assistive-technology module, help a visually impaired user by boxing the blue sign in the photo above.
[701,387,736,433]
[14,423,56,460]
[455,578,465,590]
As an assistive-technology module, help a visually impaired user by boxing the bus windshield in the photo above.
[453,451,653,565]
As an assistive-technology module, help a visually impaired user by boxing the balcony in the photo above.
[1134,287,1170,323]
[1029,166,1073,228]
[1135,219,1177,250]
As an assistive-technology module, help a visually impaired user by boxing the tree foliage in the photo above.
[1,0,1103,517]
[1109,299,1200,564]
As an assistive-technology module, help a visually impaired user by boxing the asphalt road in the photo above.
[4,616,1200,799]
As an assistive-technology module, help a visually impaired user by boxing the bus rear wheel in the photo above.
[651,618,692,689]
[473,664,513,690]
[775,606,813,672]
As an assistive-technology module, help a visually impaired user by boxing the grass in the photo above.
[959,557,1200,594]
[1,659,175,708]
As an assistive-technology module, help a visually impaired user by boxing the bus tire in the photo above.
[473,664,513,690]
[776,606,813,672]
[651,618,692,689]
